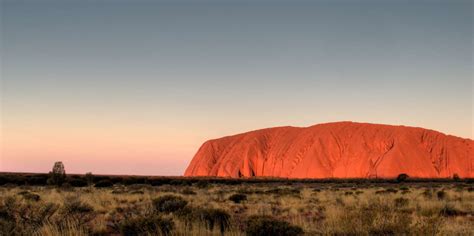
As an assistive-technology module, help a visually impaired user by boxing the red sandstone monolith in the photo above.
[184,122,473,178]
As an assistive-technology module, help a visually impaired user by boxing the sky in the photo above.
[1,0,472,175]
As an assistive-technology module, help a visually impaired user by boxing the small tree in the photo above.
[47,161,66,187]
[85,172,94,187]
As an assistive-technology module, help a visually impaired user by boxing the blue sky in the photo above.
[1,0,472,175]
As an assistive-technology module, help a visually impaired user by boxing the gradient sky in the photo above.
[1,0,472,175]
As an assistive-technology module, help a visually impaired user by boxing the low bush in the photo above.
[397,174,409,182]
[199,208,231,235]
[0,219,16,236]
[332,200,412,235]
[375,190,388,195]
[18,191,41,202]
[123,177,149,186]
[195,180,209,188]
[385,188,398,194]
[229,193,247,203]
[399,186,409,191]
[60,198,94,225]
[94,180,114,188]
[439,204,466,217]
[436,190,446,200]
[394,197,409,208]
[27,176,48,186]
[149,178,172,186]
[175,206,196,229]
[175,206,231,234]
[401,190,411,194]
[422,189,433,199]
[130,190,144,195]
[3,175,27,185]
[265,188,300,195]
[152,195,188,213]
[68,178,88,187]
[120,215,174,236]
[169,179,191,186]
[181,188,197,195]
[452,174,461,181]
[245,215,303,236]
[0,196,59,234]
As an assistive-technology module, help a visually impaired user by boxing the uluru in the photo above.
[184,122,473,178]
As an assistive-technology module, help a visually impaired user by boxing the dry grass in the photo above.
[0,182,473,235]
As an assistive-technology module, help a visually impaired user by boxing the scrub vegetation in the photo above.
[0,173,473,235]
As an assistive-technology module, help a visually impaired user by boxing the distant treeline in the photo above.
[0,173,472,187]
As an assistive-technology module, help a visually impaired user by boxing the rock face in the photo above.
[184,122,473,178]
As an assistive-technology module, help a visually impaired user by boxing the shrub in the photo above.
[198,208,231,235]
[422,189,433,199]
[385,188,398,194]
[375,190,388,195]
[396,174,409,183]
[401,190,411,194]
[175,206,196,229]
[61,198,94,224]
[452,174,460,181]
[68,178,88,187]
[130,190,144,195]
[265,188,300,195]
[436,190,446,200]
[175,206,231,235]
[85,172,94,186]
[111,189,127,194]
[229,193,247,203]
[152,195,188,213]
[123,177,148,186]
[439,204,466,217]
[181,188,197,195]
[0,197,16,221]
[27,176,48,186]
[333,199,412,235]
[120,216,174,236]
[0,197,58,233]
[195,180,209,188]
[245,215,304,236]
[399,186,409,191]
[94,180,114,188]
[149,178,172,186]
[410,215,443,235]
[394,197,409,208]
[169,179,190,186]
[18,191,40,202]
[0,219,16,236]
[2,175,27,185]
[61,182,73,191]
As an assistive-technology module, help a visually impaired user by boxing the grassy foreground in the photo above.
[1,180,473,235]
